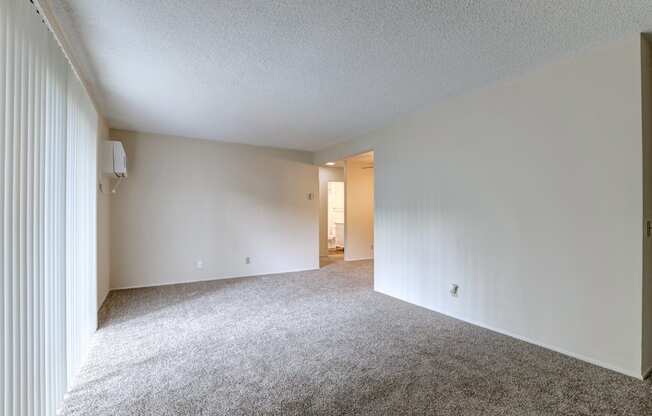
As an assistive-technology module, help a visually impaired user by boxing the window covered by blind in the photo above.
[65,63,98,386]
[1,0,99,415]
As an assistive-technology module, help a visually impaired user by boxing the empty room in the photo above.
[3,1,652,415]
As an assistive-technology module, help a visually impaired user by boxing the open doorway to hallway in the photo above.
[319,151,374,268]
[344,151,374,261]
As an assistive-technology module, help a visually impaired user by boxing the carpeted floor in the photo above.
[60,260,652,415]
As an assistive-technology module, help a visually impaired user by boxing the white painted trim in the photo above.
[109,267,319,291]
[345,256,373,261]
[374,288,643,380]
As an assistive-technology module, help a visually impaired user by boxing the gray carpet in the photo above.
[60,260,652,415]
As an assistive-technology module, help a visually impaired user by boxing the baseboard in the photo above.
[97,289,109,311]
[344,256,373,261]
[643,365,652,380]
[109,265,320,292]
[374,287,642,380]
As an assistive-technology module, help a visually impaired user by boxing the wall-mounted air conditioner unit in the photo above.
[103,140,127,178]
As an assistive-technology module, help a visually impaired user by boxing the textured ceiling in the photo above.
[50,0,652,151]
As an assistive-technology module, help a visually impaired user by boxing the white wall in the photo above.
[97,118,111,309]
[319,167,344,256]
[109,130,319,289]
[345,160,374,261]
[315,35,645,378]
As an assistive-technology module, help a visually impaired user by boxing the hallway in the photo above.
[319,251,344,268]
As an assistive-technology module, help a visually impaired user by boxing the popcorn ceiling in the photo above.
[51,0,652,151]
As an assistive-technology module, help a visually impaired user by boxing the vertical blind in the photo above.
[65,66,97,385]
[1,0,99,415]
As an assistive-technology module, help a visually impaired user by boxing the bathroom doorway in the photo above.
[327,181,345,259]
[319,163,345,267]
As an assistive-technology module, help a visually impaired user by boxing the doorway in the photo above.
[343,151,374,261]
[327,181,345,260]
[319,163,345,267]
[318,151,374,268]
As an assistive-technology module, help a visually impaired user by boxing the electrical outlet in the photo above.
[450,284,459,297]
[245,257,251,264]
[195,260,203,270]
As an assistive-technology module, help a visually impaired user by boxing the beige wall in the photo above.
[642,34,652,378]
[96,118,111,309]
[318,167,344,256]
[109,130,319,289]
[315,35,645,378]
[345,159,374,261]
